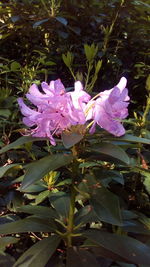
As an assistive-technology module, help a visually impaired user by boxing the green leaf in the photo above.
[107,134,150,145]
[62,51,74,68]
[62,131,83,148]
[143,171,150,194]
[35,190,50,204]
[17,205,58,219]
[49,192,70,218]
[0,164,22,178]
[14,235,60,267]
[90,187,122,226]
[95,60,102,73]
[0,109,11,118]
[122,220,150,235]
[0,136,48,154]
[21,153,73,190]
[0,237,19,251]
[84,230,150,265]
[146,75,150,91]
[10,61,21,71]
[0,214,20,224]
[90,142,130,165]
[95,170,124,187]
[79,162,100,168]
[0,216,54,234]
[74,205,98,225]
[56,178,72,186]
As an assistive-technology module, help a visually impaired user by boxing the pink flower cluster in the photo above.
[18,77,129,145]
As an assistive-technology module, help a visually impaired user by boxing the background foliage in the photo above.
[0,0,150,266]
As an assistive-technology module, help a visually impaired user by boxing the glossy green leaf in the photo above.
[90,143,130,165]
[107,134,150,145]
[122,220,150,235]
[17,205,58,219]
[35,190,50,204]
[90,187,122,226]
[74,205,98,225]
[0,216,54,234]
[84,230,150,265]
[95,169,124,187]
[62,131,83,148]
[0,136,48,154]
[21,153,73,190]
[14,235,60,267]
[49,192,70,218]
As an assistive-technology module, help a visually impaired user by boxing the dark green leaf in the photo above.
[0,136,48,154]
[49,192,70,218]
[95,170,124,187]
[122,220,150,235]
[17,205,58,219]
[74,205,98,225]
[14,235,60,267]
[84,230,150,265]
[90,187,122,226]
[34,190,50,204]
[62,131,83,148]
[90,143,130,165]
[107,134,150,145]
[0,214,20,225]
[0,216,54,234]
[0,164,22,178]
[21,153,73,190]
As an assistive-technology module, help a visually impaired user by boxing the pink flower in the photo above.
[18,79,90,145]
[87,77,129,136]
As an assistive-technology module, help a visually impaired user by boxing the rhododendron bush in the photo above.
[1,74,150,266]
[0,1,150,265]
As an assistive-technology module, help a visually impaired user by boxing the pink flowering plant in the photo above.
[18,77,129,146]
[1,77,150,266]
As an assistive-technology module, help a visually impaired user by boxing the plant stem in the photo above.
[67,183,76,247]
[103,0,125,54]
[66,146,78,247]
[142,96,150,126]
